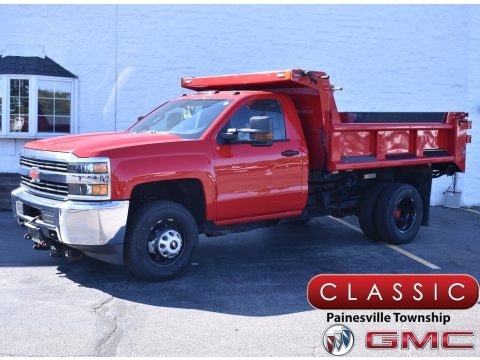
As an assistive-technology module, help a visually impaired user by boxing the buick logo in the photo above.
[29,167,41,183]
[323,324,354,356]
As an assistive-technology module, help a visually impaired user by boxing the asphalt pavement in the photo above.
[0,206,479,356]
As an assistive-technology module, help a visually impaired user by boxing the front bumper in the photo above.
[11,187,129,264]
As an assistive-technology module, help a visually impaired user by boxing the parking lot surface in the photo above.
[0,206,479,356]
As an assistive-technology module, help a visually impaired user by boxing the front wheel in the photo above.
[375,183,423,244]
[124,200,198,281]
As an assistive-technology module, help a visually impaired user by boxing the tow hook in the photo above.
[32,242,51,251]
[49,245,62,258]
[63,248,84,262]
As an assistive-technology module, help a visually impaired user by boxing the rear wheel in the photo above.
[125,200,198,281]
[375,183,423,244]
[358,182,389,241]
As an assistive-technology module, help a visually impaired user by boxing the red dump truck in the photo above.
[12,69,471,281]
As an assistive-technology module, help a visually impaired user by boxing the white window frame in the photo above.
[0,75,78,138]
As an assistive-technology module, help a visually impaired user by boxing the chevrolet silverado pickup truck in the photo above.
[12,69,472,281]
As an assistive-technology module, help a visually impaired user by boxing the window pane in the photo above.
[55,82,71,99]
[10,79,30,97]
[55,99,70,116]
[10,79,19,96]
[38,80,55,98]
[10,97,29,114]
[38,98,54,115]
[37,80,72,133]
[20,80,29,97]
[9,79,30,133]
[38,115,54,132]
[55,116,70,133]
[10,115,28,132]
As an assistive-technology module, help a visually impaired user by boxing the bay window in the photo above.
[0,56,77,138]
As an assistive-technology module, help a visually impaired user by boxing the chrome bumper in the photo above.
[11,187,129,264]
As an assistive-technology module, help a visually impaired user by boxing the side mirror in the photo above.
[137,115,145,123]
[249,116,273,147]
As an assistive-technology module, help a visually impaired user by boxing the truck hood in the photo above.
[25,132,184,158]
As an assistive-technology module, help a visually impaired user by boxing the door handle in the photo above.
[281,150,300,157]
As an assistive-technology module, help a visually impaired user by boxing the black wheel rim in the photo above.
[146,219,184,265]
[393,197,417,233]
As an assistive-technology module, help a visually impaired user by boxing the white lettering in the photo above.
[393,283,403,301]
[320,283,336,301]
[413,283,423,301]
[367,283,383,301]
[348,283,358,301]
[448,283,465,301]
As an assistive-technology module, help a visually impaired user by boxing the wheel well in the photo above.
[129,179,206,228]
[356,165,432,226]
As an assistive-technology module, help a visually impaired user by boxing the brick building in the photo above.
[0,5,479,208]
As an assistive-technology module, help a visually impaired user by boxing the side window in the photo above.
[222,99,287,141]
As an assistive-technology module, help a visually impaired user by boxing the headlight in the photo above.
[68,162,109,174]
[66,158,111,199]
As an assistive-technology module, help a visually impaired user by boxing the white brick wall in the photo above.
[1,5,479,205]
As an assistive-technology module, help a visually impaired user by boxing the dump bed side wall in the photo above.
[328,112,471,172]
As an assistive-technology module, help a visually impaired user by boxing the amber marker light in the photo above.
[93,163,109,174]
[91,184,108,196]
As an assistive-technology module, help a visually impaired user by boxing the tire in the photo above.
[124,200,198,281]
[375,183,423,244]
[358,182,389,241]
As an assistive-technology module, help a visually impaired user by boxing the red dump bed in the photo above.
[182,70,471,172]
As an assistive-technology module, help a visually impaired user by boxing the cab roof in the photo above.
[178,90,274,100]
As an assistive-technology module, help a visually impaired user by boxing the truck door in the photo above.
[213,97,307,222]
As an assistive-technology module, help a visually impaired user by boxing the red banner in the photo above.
[308,274,479,309]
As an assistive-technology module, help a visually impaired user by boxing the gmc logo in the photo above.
[366,331,474,350]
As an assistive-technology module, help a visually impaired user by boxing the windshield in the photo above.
[128,99,233,139]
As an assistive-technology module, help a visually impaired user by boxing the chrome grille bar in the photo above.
[21,175,69,197]
[20,156,68,173]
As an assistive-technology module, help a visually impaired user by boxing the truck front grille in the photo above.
[20,175,69,197]
[20,156,68,173]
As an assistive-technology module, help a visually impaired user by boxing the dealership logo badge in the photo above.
[323,324,354,356]
[29,167,41,183]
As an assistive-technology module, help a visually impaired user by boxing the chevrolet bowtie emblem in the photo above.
[29,167,41,183]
